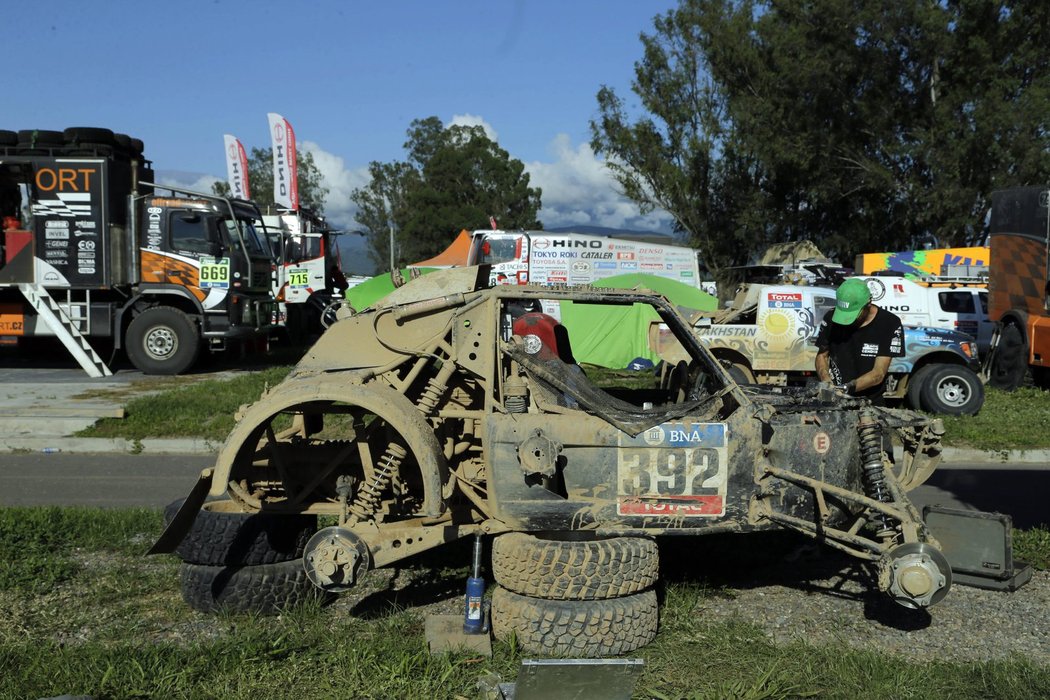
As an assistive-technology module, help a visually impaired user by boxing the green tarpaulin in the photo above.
[345,268,437,311]
[559,274,717,369]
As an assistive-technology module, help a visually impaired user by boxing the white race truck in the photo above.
[679,283,985,415]
[857,274,993,356]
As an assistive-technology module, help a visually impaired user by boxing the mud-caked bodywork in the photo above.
[155,266,951,609]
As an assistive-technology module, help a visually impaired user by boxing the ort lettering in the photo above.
[35,168,95,192]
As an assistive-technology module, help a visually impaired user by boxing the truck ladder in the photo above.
[17,284,113,378]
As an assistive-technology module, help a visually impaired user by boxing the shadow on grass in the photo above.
[348,537,474,620]
[657,531,933,630]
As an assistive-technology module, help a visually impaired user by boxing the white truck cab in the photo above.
[859,275,992,355]
[685,283,985,415]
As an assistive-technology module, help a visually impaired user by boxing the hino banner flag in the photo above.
[267,112,299,210]
[223,134,251,200]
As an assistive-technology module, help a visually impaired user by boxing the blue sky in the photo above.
[8,0,680,251]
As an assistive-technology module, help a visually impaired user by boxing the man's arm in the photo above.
[815,350,833,382]
[851,355,891,393]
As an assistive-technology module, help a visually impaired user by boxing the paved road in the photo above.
[1,453,1046,530]
[0,453,213,508]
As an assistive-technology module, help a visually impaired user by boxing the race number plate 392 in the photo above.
[199,257,231,289]
[617,422,728,517]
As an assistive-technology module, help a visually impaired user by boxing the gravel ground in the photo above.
[679,543,1050,665]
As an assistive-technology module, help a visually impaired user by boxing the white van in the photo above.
[859,275,993,355]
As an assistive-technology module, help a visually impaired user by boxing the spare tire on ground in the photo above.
[179,559,331,614]
[490,586,659,657]
[163,498,317,566]
[492,532,659,600]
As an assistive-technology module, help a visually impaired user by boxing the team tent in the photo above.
[558,273,717,369]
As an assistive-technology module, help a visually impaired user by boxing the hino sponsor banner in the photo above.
[474,231,702,291]
[223,134,251,200]
[30,159,106,287]
[267,113,299,210]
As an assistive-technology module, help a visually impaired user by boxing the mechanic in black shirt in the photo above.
[815,278,904,405]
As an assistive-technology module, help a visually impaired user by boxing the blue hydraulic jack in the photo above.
[464,533,490,634]
[424,532,492,655]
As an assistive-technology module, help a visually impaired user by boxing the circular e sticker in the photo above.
[813,432,831,455]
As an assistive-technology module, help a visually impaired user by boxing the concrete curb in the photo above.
[0,437,218,456]
[0,437,1046,465]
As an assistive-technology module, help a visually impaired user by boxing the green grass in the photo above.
[938,386,1050,452]
[1,508,1048,699]
[72,361,1050,453]
[77,366,293,442]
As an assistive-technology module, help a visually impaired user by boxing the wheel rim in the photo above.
[936,376,969,407]
[143,326,177,360]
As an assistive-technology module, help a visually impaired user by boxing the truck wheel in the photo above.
[491,586,658,657]
[126,307,200,375]
[491,533,659,600]
[988,323,1027,390]
[179,559,332,614]
[163,499,317,566]
[905,366,933,410]
[1032,367,1050,390]
[726,362,754,385]
[919,364,984,416]
[0,130,16,146]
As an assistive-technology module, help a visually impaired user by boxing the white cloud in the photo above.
[300,140,371,231]
[447,114,499,142]
[155,172,222,195]
[525,134,673,232]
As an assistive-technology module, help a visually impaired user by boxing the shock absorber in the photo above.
[417,360,457,414]
[858,409,894,537]
[347,442,407,524]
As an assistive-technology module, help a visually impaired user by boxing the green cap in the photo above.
[832,278,871,324]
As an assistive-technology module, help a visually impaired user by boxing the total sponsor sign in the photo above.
[767,292,803,309]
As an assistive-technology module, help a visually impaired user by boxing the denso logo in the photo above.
[768,293,802,302]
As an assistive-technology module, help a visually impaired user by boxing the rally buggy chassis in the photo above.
[154,267,951,642]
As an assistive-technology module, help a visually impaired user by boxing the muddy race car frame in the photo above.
[154,266,951,656]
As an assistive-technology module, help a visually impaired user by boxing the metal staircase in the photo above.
[17,284,112,377]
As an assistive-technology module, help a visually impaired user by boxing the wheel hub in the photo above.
[303,526,371,593]
[884,542,952,609]
[144,327,177,359]
[938,379,967,406]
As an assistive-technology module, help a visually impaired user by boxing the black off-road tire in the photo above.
[163,499,317,566]
[179,559,330,614]
[492,533,659,600]
[491,586,658,657]
[63,127,115,146]
[919,364,984,416]
[0,130,17,146]
[126,306,200,375]
[905,365,933,410]
[988,323,1027,390]
[17,129,64,146]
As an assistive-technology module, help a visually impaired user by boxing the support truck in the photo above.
[0,127,275,375]
[986,186,1050,390]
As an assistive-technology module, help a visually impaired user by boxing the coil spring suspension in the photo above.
[858,409,893,535]
[417,361,457,414]
[347,442,407,523]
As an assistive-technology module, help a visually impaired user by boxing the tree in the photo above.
[351,117,543,268]
[591,0,1050,274]
[212,148,329,214]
